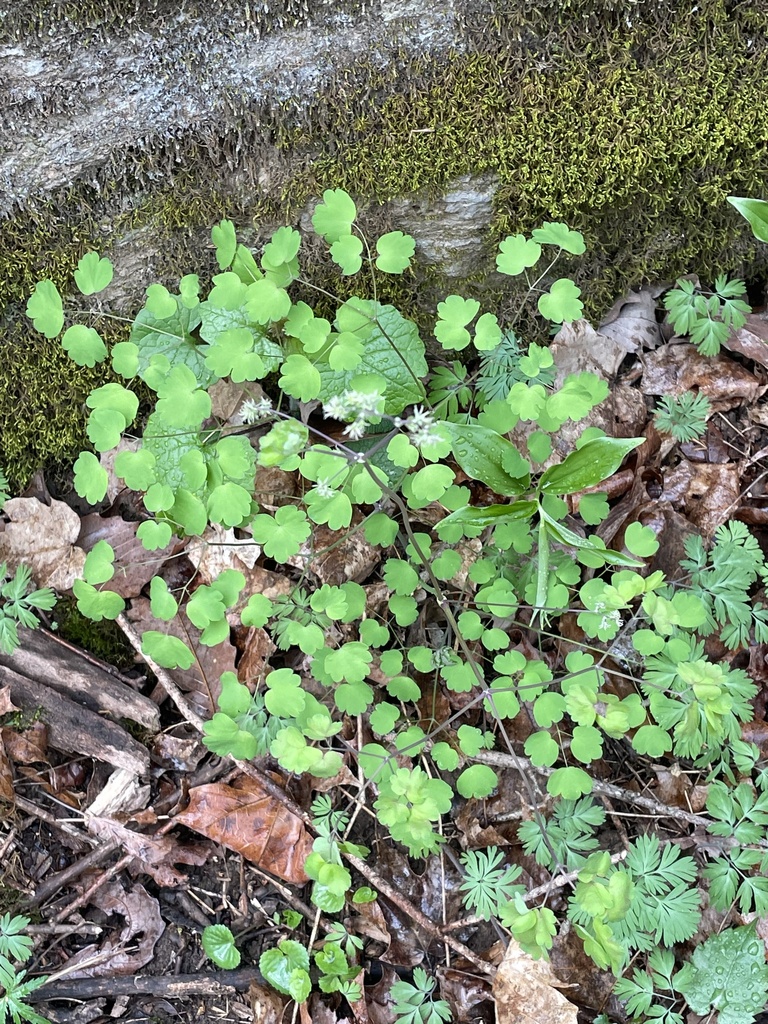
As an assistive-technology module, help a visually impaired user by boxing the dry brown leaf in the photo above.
[0,736,14,804]
[287,511,381,585]
[598,285,666,355]
[725,314,768,370]
[62,879,164,978]
[79,513,176,599]
[248,980,287,1024]
[0,497,84,590]
[186,523,261,587]
[236,626,276,686]
[174,774,312,884]
[660,460,740,534]
[127,597,236,719]
[2,723,49,764]
[87,815,208,887]
[0,688,18,716]
[437,966,494,1024]
[641,343,764,407]
[492,940,578,1024]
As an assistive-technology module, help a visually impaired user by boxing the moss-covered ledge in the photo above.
[3,0,768,486]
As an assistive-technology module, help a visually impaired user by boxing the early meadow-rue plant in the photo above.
[22,187,768,1019]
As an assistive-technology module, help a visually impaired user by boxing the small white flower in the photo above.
[323,395,350,420]
[314,479,338,499]
[241,396,273,423]
[343,418,367,441]
[406,407,443,449]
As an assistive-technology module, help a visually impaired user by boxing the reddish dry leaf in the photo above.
[493,940,578,1024]
[350,894,392,952]
[0,736,14,804]
[79,513,176,599]
[127,596,235,719]
[62,879,164,978]
[174,774,312,884]
[87,815,209,887]
[235,626,276,686]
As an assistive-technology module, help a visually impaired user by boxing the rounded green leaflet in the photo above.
[145,283,177,319]
[155,365,211,428]
[149,576,178,621]
[114,448,157,491]
[74,251,114,295]
[240,593,273,627]
[524,730,559,766]
[375,231,415,273]
[27,279,64,338]
[474,312,502,351]
[202,925,240,970]
[62,325,107,367]
[73,451,108,504]
[279,353,322,402]
[409,464,455,501]
[547,766,593,798]
[246,277,291,324]
[112,341,140,378]
[369,702,400,735]
[137,520,172,551]
[571,724,603,763]
[83,540,116,585]
[624,521,659,557]
[207,482,252,528]
[251,505,310,561]
[141,630,195,669]
[87,381,139,423]
[144,482,174,512]
[456,764,498,798]
[263,226,301,267]
[531,221,586,255]
[431,742,460,771]
[87,408,127,452]
[179,273,200,308]
[329,234,363,275]
[631,724,673,757]
[72,579,125,621]
[211,218,237,270]
[496,234,541,276]
[328,332,364,371]
[311,188,357,242]
[537,278,584,323]
[204,328,265,382]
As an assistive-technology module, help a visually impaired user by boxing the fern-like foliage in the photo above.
[518,797,605,870]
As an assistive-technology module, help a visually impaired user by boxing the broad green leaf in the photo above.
[438,500,537,531]
[312,189,357,242]
[202,925,240,970]
[62,325,107,366]
[728,196,768,243]
[73,451,108,504]
[74,251,114,294]
[211,219,237,269]
[317,301,427,415]
[141,630,195,669]
[330,234,363,275]
[539,436,642,495]
[27,279,64,338]
[531,222,586,255]
[496,234,541,276]
[442,421,530,496]
[131,298,212,387]
[538,278,583,323]
[375,231,415,273]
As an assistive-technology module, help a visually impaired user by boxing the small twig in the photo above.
[22,842,118,909]
[116,614,205,731]
[342,850,494,976]
[471,750,710,827]
[51,853,134,924]
[29,967,264,1002]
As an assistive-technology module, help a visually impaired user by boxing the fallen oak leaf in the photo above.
[87,815,208,887]
[492,939,578,1024]
[0,497,84,590]
[174,774,312,884]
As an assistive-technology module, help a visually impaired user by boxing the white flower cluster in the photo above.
[593,600,623,633]
[395,406,445,450]
[240,396,274,423]
[323,389,385,441]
